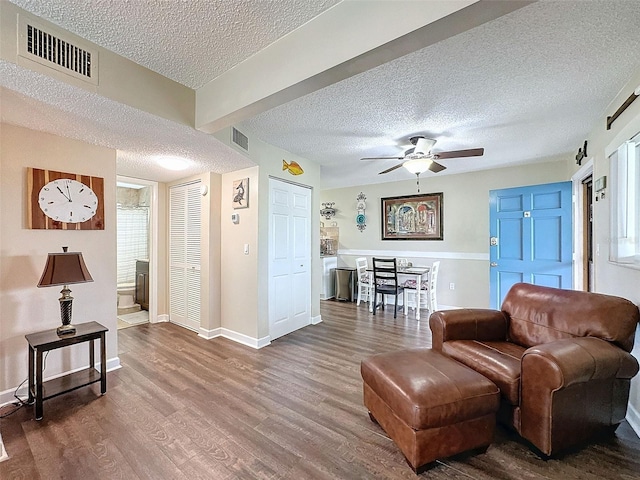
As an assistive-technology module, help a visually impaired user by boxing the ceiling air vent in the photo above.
[232,127,249,152]
[17,15,99,85]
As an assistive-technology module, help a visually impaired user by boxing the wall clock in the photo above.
[28,168,105,230]
[38,178,98,223]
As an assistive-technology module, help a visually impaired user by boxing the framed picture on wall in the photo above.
[381,192,443,240]
[232,178,249,209]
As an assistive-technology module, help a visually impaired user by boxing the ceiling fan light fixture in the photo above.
[403,158,432,174]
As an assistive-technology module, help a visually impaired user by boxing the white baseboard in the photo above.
[0,432,7,463]
[311,315,322,325]
[152,314,169,324]
[198,327,221,340]
[627,402,640,436]
[105,357,121,372]
[0,356,121,407]
[198,327,271,349]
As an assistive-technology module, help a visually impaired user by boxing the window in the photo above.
[610,130,640,267]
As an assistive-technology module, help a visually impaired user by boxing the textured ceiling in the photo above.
[9,0,340,89]
[241,0,640,188]
[0,61,253,183]
[2,0,640,187]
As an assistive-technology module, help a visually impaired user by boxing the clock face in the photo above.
[38,179,99,223]
[356,213,366,225]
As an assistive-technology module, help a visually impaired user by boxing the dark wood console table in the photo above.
[25,321,108,420]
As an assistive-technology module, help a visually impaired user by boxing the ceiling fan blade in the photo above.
[361,156,405,161]
[378,163,404,175]
[434,148,484,159]
[429,161,446,173]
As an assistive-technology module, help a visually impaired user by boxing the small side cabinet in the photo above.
[135,259,149,311]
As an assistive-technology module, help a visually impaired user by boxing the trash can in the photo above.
[335,267,356,301]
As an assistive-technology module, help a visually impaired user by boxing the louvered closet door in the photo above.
[169,182,201,331]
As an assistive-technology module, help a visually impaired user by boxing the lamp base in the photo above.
[56,324,76,336]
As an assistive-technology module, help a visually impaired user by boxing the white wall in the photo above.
[0,123,118,399]
[321,159,568,308]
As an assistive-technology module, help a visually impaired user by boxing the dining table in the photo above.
[366,265,431,320]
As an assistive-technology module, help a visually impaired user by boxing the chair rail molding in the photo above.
[338,249,488,261]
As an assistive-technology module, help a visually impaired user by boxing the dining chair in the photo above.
[427,261,439,312]
[404,261,440,314]
[372,257,405,318]
[355,257,371,306]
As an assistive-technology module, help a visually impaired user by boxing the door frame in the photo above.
[267,176,313,340]
[116,175,159,324]
[571,158,594,291]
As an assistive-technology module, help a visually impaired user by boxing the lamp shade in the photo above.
[403,158,432,174]
[37,252,93,287]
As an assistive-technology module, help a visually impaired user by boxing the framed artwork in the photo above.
[27,167,105,230]
[232,178,249,209]
[381,192,443,240]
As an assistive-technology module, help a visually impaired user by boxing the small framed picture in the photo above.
[232,178,249,209]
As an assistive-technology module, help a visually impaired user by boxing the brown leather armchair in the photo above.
[429,283,640,456]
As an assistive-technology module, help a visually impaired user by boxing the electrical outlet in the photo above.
[449,282,455,290]
[244,244,249,255]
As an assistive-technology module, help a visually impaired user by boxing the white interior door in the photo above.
[169,181,201,331]
[269,178,312,340]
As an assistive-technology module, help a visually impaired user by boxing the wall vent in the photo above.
[18,15,99,85]
[232,127,249,152]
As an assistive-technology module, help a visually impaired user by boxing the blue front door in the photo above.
[489,181,573,308]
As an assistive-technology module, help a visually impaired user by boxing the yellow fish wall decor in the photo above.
[282,159,304,175]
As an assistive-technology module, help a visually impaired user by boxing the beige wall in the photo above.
[572,70,640,428]
[213,127,322,340]
[221,166,259,338]
[0,1,194,126]
[0,123,117,395]
[321,159,568,308]
[253,136,322,339]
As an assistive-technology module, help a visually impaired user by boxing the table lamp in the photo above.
[37,247,93,336]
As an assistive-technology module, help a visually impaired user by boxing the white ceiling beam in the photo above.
[195,0,534,134]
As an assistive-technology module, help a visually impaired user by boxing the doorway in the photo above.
[583,175,594,291]
[572,159,594,292]
[268,177,312,340]
[116,176,158,329]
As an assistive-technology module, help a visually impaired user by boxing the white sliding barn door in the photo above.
[169,181,201,331]
[269,178,312,340]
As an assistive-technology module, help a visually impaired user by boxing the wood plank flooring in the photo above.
[1,300,639,479]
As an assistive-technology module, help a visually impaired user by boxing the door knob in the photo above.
[490,262,498,267]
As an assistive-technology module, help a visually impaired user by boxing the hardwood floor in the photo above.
[1,300,639,479]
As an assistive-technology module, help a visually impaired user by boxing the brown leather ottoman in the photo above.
[361,348,500,473]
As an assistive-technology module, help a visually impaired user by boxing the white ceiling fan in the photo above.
[362,136,484,176]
